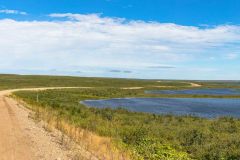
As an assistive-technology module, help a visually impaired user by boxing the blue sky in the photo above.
[0,0,239,80]
[1,0,240,25]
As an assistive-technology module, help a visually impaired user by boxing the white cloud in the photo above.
[0,9,27,15]
[0,13,239,79]
[226,53,238,60]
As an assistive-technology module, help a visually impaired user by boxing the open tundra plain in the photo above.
[0,74,240,159]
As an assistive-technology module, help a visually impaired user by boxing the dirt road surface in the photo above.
[0,87,94,160]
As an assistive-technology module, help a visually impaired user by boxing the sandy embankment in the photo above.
[0,87,97,160]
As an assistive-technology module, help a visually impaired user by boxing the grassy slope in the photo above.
[14,88,240,160]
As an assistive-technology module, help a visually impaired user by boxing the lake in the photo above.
[145,88,240,95]
[81,98,240,118]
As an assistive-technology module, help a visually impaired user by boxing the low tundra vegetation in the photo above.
[0,74,191,90]
[14,88,240,160]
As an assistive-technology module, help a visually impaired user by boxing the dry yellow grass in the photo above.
[15,98,132,160]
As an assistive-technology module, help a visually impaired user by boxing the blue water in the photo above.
[145,88,240,95]
[81,98,240,118]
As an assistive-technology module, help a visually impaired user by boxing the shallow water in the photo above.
[81,98,240,118]
[145,88,240,95]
